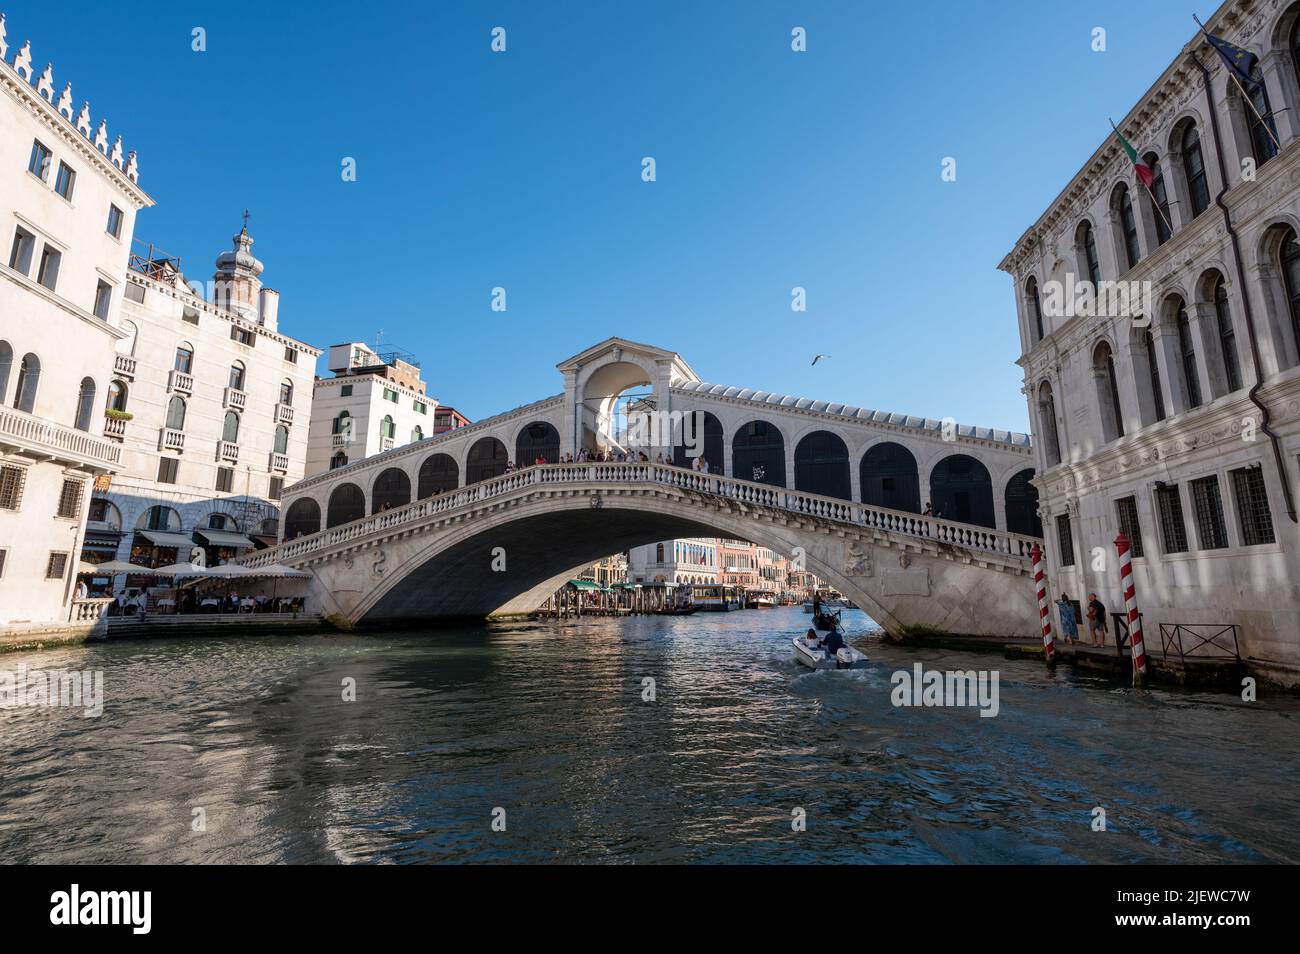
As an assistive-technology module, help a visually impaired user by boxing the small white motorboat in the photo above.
[792,633,869,670]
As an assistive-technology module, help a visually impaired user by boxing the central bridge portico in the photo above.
[263,338,1042,636]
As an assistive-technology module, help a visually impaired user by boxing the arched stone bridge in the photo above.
[254,338,1041,636]
[246,462,1041,636]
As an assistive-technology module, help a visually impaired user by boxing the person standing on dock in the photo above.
[1086,593,1107,648]
[1056,593,1078,645]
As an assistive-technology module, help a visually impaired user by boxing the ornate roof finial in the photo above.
[125,150,138,183]
[13,39,32,82]
[93,119,108,153]
[75,101,91,137]
[109,135,123,168]
[36,62,53,100]
[56,82,73,119]
[0,13,9,61]
[242,208,251,230]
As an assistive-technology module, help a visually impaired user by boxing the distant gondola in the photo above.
[656,604,700,616]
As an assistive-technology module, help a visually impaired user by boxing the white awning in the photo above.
[138,530,195,549]
[195,529,256,549]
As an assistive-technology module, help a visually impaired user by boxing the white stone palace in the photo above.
[0,15,151,632]
[1000,0,1300,683]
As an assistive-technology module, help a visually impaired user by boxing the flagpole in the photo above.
[1109,118,1175,237]
[1193,14,1281,152]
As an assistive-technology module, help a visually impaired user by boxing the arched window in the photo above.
[138,505,181,531]
[13,353,40,412]
[1142,329,1166,423]
[1026,276,1045,341]
[515,421,560,464]
[332,410,351,436]
[371,468,411,513]
[326,483,365,527]
[1181,123,1210,219]
[1114,184,1141,271]
[106,379,128,412]
[1279,226,1300,362]
[273,425,289,454]
[1174,299,1202,409]
[1211,275,1242,392]
[283,498,321,540]
[466,436,509,484]
[1245,65,1278,166]
[207,512,233,530]
[74,377,95,431]
[794,431,851,500]
[1004,469,1042,537]
[1036,382,1062,468]
[732,420,786,487]
[860,441,921,512]
[380,415,396,439]
[672,411,724,472]
[929,454,995,528]
[411,426,423,443]
[228,361,245,391]
[418,453,459,496]
[1144,152,1172,245]
[1078,221,1101,287]
[0,341,11,404]
[166,395,186,430]
[115,319,138,357]
[222,410,240,443]
[279,379,293,407]
[655,543,665,563]
[330,452,348,470]
[1093,341,1125,442]
[173,343,194,374]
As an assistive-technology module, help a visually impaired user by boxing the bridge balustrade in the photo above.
[248,463,1039,569]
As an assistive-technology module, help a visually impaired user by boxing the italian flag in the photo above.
[1114,126,1155,188]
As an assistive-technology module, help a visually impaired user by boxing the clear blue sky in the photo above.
[12,0,1220,430]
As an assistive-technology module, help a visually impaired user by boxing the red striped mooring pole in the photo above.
[1031,543,1054,665]
[1114,531,1147,688]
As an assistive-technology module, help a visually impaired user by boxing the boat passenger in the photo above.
[805,627,819,646]
[822,628,845,656]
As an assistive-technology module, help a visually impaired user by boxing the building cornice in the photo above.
[2,262,126,340]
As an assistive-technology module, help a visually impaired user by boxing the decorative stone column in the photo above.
[1152,325,1187,415]
[1187,299,1227,400]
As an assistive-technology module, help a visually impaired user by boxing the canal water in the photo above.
[1,607,1297,864]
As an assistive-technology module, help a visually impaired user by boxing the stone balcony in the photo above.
[224,387,247,411]
[113,354,136,379]
[168,369,194,395]
[331,433,352,448]
[274,403,294,425]
[158,427,185,452]
[269,451,289,472]
[216,440,240,463]
[380,436,395,452]
[0,406,121,471]
[103,414,127,441]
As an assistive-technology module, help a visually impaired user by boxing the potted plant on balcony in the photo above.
[104,409,134,421]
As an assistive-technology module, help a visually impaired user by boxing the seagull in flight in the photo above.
[811,354,831,366]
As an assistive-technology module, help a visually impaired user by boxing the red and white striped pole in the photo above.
[1114,531,1146,688]
[1031,543,1054,666]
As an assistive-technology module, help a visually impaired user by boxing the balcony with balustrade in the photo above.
[216,440,240,463]
[274,403,294,425]
[380,436,395,452]
[103,414,127,441]
[224,387,247,411]
[269,452,290,472]
[0,406,121,471]
[158,427,185,452]
[168,369,194,395]
[113,354,136,379]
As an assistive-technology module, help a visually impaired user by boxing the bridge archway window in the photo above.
[418,453,459,496]
[466,436,509,484]
[794,430,851,500]
[672,411,723,472]
[860,442,921,513]
[1004,468,1042,537]
[929,454,995,528]
[732,420,786,487]
[516,421,560,465]
[326,483,365,528]
[283,498,321,540]
[371,468,411,513]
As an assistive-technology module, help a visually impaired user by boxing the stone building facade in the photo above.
[1000,0,1300,680]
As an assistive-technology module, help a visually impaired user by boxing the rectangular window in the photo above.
[157,457,179,484]
[8,227,35,274]
[1055,514,1075,566]
[383,388,398,403]
[340,384,353,397]
[284,346,297,363]
[1231,466,1275,546]
[0,465,26,510]
[1155,484,1189,553]
[414,401,427,414]
[56,478,84,519]
[1190,475,1229,550]
[88,498,108,522]
[1115,496,1144,558]
[46,551,68,580]
[93,280,113,320]
[182,307,200,325]
[124,282,146,304]
[28,140,52,180]
[231,326,254,346]
[106,204,124,239]
[215,466,233,493]
[54,161,76,200]
[268,476,284,501]
[36,245,61,291]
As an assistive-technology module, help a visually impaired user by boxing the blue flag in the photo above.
[1205,32,1260,89]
